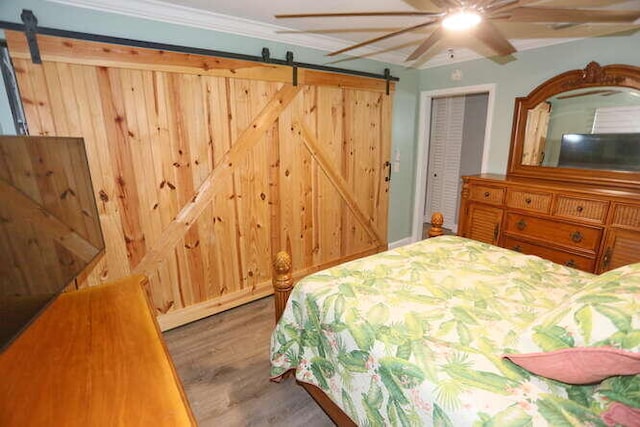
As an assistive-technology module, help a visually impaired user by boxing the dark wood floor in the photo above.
[164,296,333,426]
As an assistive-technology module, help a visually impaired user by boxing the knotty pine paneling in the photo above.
[342,89,390,255]
[314,87,345,265]
[0,137,103,295]
[278,86,315,271]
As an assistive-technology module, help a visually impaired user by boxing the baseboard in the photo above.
[388,237,412,250]
[157,246,385,331]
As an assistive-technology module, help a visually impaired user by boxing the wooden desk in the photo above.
[0,276,196,426]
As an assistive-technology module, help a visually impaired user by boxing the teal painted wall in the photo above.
[418,34,640,175]
[0,0,420,243]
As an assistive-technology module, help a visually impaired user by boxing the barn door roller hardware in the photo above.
[286,51,298,86]
[1,10,399,85]
[20,9,41,64]
[262,48,297,86]
[261,47,271,63]
[384,68,391,95]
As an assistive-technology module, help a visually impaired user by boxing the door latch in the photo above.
[384,161,391,182]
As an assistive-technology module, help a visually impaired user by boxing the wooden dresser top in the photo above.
[463,174,640,201]
[0,276,196,426]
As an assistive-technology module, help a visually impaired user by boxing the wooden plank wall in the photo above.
[0,137,103,295]
[6,31,393,329]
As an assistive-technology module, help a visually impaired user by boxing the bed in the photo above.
[269,234,640,426]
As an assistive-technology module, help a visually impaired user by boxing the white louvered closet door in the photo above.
[425,95,465,231]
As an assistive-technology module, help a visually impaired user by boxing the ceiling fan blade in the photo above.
[490,21,639,39]
[533,0,629,6]
[508,7,640,23]
[327,20,438,57]
[407,27,444,61]
[430,0,463,8]
[477,0,502,7]
[473,20,517,56]
[485,0,535,15]
[405,0,460,10]
[401,0,444,13]
[275,11,440,19]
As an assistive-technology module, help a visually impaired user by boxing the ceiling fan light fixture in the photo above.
[442,10,482,31]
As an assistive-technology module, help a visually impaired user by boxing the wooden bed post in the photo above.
[272,251,293,323]
[428,212,444,238]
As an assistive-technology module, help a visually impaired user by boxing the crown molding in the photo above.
[44,0,409,66]
[43,0,592,70]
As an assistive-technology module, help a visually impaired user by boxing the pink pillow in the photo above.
[601,402,640,427]
[503,347,640,384]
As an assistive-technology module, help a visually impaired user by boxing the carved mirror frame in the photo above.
[507,61,640,190]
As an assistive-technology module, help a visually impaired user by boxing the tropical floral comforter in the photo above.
[269,236,640,426]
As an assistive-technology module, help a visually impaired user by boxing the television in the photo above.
[558,133,640,172]
[0,136,104,351]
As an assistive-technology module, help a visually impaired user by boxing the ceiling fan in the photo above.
[275,0,640,62]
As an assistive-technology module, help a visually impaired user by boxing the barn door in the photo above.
[5,31,392,329]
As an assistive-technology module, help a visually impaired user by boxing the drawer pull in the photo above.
[570,231,584,243]
[512,245,522,252]
[484,191,490,198]
[525,198,532,205]
[493,224,499,241]
[602,247,613,269]
[564,259,576,268]
[516,219,527,230]
[576,206,584,213]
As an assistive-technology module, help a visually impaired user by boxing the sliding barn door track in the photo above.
[0,9,399,92]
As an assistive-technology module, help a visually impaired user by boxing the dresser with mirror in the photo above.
[458,62,640,273]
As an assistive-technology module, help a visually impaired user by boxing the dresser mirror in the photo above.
[507,62,640,189]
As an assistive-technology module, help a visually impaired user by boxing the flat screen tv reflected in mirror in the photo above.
[558,133,640,172]
[0,136,104,351]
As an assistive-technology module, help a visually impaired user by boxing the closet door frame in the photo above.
[411,84,496,243]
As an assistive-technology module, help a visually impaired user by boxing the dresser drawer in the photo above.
[553,196,608,223]
[505,213,602,252]
[503,236,595,272]
[611,203,640,229]
[506,189,552,213]
[469,185,505,205]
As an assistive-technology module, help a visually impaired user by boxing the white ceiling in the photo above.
[49,0,640,68]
